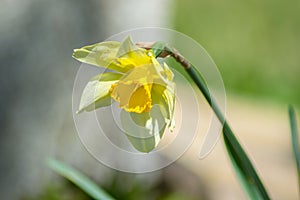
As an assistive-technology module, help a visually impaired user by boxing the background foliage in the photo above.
[174,0,300,106]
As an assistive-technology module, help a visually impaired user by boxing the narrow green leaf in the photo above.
[184,65,270,200]
[223,123,269,200]
[156,42,270,198]
[47,158,115,200]
[288,105,300,192]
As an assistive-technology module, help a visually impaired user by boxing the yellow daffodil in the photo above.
[73,37,175,152]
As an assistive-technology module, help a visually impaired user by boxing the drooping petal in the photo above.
[77,72,123,113]
[116,36,140,57]
[116,50,153,70]
[116,37,156,70]
[151,84,169,118]
[161,62,174,81]
[163,84,176,131]
[120,105,167,153]
[72,41,130,72]
[151,83,176,131]
[72,37,154,73]
[150,61,176,129]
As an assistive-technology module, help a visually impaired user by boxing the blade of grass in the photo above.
[288,105,300,193]
[186,65,270,200]
[47,158,115,200]
[147,42,270,199]
[223,122,268,200]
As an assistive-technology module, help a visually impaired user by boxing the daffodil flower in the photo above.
[73,37,175,152]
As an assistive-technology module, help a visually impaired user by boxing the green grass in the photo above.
[173,0,300,105]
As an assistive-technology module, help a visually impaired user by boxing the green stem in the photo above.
[148,41,270,199]
[186,65,270,200]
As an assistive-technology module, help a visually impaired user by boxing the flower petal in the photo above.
[116,36,139,57]
[163,84,176,131]
[161,62,174,81]
[120,105,167,153]
[151,83,176,131]
[72,41,129,72]
[110,81,152,113]
[116,37,155,70]
[77,72,123,113]
[73,37,154,73]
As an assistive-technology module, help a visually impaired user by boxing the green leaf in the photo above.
[120,105,167,153]
[223,122,270,200]
[152,43,270,199]
[184,65,269,199]
[47,158,115,200]
[288,105,300,190]
[77,72,122,113]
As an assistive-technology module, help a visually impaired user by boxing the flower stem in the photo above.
[185,65,270,199]
[141,41,270,199]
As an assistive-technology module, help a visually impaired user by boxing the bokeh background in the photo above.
[0,0,299,199]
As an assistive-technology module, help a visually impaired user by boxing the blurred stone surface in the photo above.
[0,0,173,199]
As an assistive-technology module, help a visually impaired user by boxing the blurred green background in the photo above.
[174,0,300,106]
